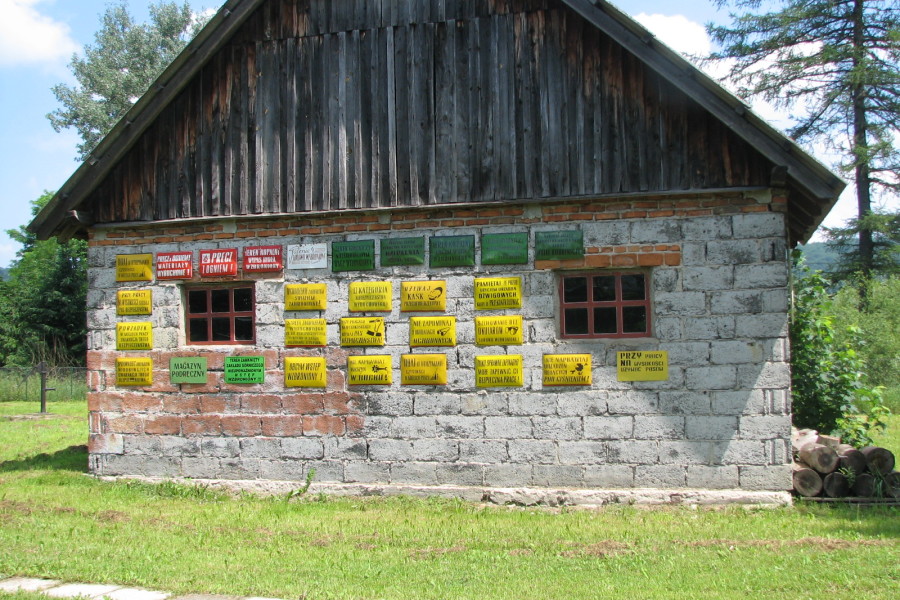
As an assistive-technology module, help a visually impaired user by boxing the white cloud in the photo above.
[0,0,79,67]
[633,13,711,57]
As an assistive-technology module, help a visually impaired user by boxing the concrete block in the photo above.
[634,465,686,488]
[532,417,583,440]
[89,433,124,454]
[683,266,734,291]
[682,316,735,340]
[201,438,240,458]
[435,463,484,486]
[435,416,484,438]
[558,441,607,465]
[654,292,708,317]
[734,263,788,288]
[583,220,631,246]
[712,390,768,416]
[484,463,533,487]
[484,416,533,439]
[681,242,706,266]
[630,219,682,243]
[413,393,461,415]
[281,438,325,460]
[508,439,558,464]
[532,465,584,487]
[652,268,680,294]
[739,465,792,491]
[461,392,508,415]
[344,461,391,483]
[658,441,724,465]
[706,240,760,265]
[323,437,368,460]
[181,457,221,479]
[459,439,508,463]
[584,465,635,488]
[685,366,736,390]
[584,416,634,440]
[722,440,769,465]
[739,415,791,440]
[557,391,607,417]
[607,390,658,414]
[660,342,711,365]
[367,392,413,416]
[710,340,764,364]
[390,461,437,485]
[607,441,658,464]
[508,392,558,416]
[302,460,345,482]
[411,439,459,462]
[368,439,414,462]
[653,317,682,341]
[732,213,785,238]
[634,416,685,440]
[686,465,739,489]
[681,216,733,241]
[657,391,711,415]
[738,362,791,389]
[391,416,437,438]
[735,314,788,338]
[686,416,738,441]
[240,437,282,459]
[711,290,764,315]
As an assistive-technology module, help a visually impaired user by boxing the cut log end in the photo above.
[792,464,823,497]
[799,443,839,474]
[860,446,895,475]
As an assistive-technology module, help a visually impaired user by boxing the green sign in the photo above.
[482,233,528,265]
[170,357,208,384]
[224,356,265,384]
[332,240,375,272]
[535,230,584,260]
[430,236,475,268]
[380,237,425,266]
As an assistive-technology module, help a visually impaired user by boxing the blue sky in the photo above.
[0,0,886,268]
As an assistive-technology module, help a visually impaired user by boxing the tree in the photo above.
[47,1,204,160]
[707,1,900,285]
[825,208,900,279]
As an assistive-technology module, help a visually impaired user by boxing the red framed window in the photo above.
[186,286,255,344]
[559,272,651,338]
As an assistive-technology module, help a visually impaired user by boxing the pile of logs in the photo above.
[791,429,899,499]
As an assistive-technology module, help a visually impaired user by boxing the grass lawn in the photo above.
[1,400,898,600]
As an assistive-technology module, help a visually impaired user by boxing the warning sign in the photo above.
[116,322,153,351]
[156,252,193,280]
[409,316,456,347]
[616,351,669,382]
[284,357,327,388]
[401,354,447,385]
[116,357,153,386]
[475,355,523,388]
[169,357,207,384]
[286,243,328,269]
[117,290,152,315]
[285,283,327,311]
[199,249,238,277]
[474,276,522,310]
[475,315,523,346]
[340,317,386,346]
[224,355,265,384]
[400,280,446,312]
[543,354,592,386]
[348,355,392,385]
[285,319,327,347]
[349,281,392,312]
[242,245,283,272]
[116,254,153,282]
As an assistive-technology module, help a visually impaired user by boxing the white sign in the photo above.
[287,243,328,269]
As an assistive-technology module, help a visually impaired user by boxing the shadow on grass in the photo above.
[0,444,88,473]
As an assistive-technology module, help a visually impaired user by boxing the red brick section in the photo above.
[537,244,682,271]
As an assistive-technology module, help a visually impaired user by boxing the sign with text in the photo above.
[349,281,393,312]
[482,233,528,265]
[543,354,592,386]
[224,355,265,384]
[116,357,153,386]
[116,322,152,351]
[535,230,584,260]
[332,240,375,272]
[284,357,327,388]
[401,354,447,385]
[156,252,193,280]
[475,355,523,388]
[475,315,523,346]
[286,243,328,269]
[199,249,238,277]
[409,316,456,347]
[284,283,327,311]
[400,280,446,312]
[380,237,425,266]
[242,245,283,272]
[474,276,522,310]
[285,319,327,347]
[340,317,385,346]
[116,290,152,315]
[169,357,208,384]
[430,236,475,267]
[617,351,669,382]
[115,254,153,282]
[347,355,392,385]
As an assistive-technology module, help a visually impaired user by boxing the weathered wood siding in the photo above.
[87,0,773,224]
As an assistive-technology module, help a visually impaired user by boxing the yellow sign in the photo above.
[116,357,153,386]
[617,351,669,382]
[284,357,327,388]
[340,317,386,346]
[117,290,152,315]
[116,322,153,350]
[400,280,447,312]
[401,354,447,385]
[348,355,392,385]
[475,315,523,346]
[543,354,592,386]
[285,319,327,347]
[474,276,522,310]
[115,254,153,282]
[285,283,327,311]
[475,355,524,387]
[409,316,456,347]
[349,281,393,312]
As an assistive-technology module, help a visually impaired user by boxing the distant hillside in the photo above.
[0,267,8,281]
[797,242,843,273]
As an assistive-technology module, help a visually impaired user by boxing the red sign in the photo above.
[242,245,283,272]
[199,249,238,277]
[156,251,193,280]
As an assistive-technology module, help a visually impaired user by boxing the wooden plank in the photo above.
[454,18,471,201]
[355,29,373,208]
[434,20,458,203]
[494,15,515,201]
[283,36,297,213]
[336,31,350,210]
[393,25,412,205]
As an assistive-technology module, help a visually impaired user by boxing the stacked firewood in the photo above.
[791,428,899,498]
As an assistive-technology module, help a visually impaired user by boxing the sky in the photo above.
[0,0,894,269]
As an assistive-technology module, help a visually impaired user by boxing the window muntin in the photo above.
[559,272,651,338]
[186,286,255,344]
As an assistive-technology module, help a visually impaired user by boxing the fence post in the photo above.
[38,361,55,414]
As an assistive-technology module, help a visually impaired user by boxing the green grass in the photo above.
[1,400,899,600]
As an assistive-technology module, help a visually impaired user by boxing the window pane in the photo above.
[212,317,231,341]
[623,306,648,333]
[189,318,208,342]
[188,290,207,314]
[234,288,253,312]
[563,277,588,303]
[234,316,253,341]
[592,276,616,302]
[211,289,230,313]
[593,307,617,334]
[621,274,646,300]
[564,308,589,335]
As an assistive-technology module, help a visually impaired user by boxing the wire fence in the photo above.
[0,365,88,404]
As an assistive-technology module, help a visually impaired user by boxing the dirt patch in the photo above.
[1,413,73,422]
[0,499,34,515]
[684,537,896,550]
[409,545,467,559]
[558,540,632,558]
[96,510,130,523]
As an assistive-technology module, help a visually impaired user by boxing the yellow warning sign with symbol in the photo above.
[474,276,522,310]
[340,317,386,346]
[347,355,392,385]
[349,281,392,312]
[616,351,669,382]
[401,354,447,385]
[409,316,456,347]
[475,355,523,387]
[475,315,523,346]
[543,354,592,386]
[400,280,446,312]
[284,357,327,388]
